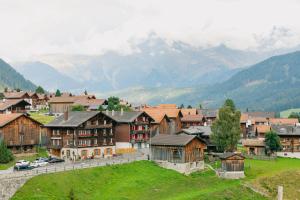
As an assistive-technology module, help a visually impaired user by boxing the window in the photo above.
[95,129,98,135]
[104,120,106,125]
[94,139,98,145]
[103,138,107,145]
[109,129,113,135]
[103,129,107,136]
[110,138,113,144]
[94,149,100,155]
[67,130,69,135]
[106,148,112,155]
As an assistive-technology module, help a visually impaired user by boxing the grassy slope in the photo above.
[12,161,265,200]
[280,108,300,118]
[12,158,300,200]
[0,148,48,170]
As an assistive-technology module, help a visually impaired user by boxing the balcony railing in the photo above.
[130,130,150,134]
[86,123,113,129]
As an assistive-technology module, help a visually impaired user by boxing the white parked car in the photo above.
[15,160,30,167]
[30,160,48,168]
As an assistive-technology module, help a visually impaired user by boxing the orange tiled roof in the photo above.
[3,92,29,99]
[269,118,299,125]
[157,104,177,109]
[181,114,203,122]
[254,125,271,133]
[0,99,30,111]
[142,107,181,119]
[181,108,197,116]
[0,113,23,127]
[143,109,169,123]
[240,113,249,123]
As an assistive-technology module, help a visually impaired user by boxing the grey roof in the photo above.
[245,111,275,118]
[102,111,153,123]
[271,124,300,136]
[219,152,245,159]
[45,111,100,127]
[181,126,212,136]
[198,109,218,118]
[151,134,197,146]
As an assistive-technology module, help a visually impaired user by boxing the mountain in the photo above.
[13,62,82,92]
[27,36,275,92]
[0,59,36,91]
[164,51,300,111]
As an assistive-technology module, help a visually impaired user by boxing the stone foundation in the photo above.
[155,160,204,175]
[216,170,245,179]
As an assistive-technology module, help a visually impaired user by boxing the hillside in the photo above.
[13,62,82,92]
[0,59,36,91]
[110,51,300,111]
[168,51,300,111]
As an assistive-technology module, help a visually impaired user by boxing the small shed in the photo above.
[150,134,207,174]
[217,152,245,179]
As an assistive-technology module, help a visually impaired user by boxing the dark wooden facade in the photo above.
[0,114,42,153]
[46,112,115,159]
[220,153,245,172]
[151,136,206,163]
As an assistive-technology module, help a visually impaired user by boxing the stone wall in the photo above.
[216,170,245,179]
[277,152,300,159]
[156,160,204,175]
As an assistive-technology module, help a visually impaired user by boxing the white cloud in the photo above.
[1,0,300,61]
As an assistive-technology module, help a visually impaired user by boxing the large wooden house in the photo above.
[272,125,300,154]
[197,109,218,126]
[181,115,204,128]
[0,113,43,153]
[151,134,206,174]
[0,99,31,114]
[45,111,116,160]
[102,111,154,150]
[143,109,171,135]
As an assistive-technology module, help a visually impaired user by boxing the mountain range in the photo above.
[0,59,36,91]
[12,36,297,93]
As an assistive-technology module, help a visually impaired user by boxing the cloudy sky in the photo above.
[1,0,300,61]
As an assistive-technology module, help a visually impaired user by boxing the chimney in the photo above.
[64,110,69,121]
[112,110,115,116]
[121,108,124,116]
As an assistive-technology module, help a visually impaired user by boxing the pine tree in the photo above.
[0,139,14,163]
[55,89,62,97]
[211,99,241,152]
[35,86,45,94]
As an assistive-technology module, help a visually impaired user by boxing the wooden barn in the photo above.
[151,134,206,174]
[0,113,43,154]
[217,152,245,179]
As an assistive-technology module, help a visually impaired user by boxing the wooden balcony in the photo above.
[78,134,95,138]
[86,123,113,129]
[130,130,150,134]
[134,121,149,125]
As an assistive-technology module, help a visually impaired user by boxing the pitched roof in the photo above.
[240,113,249,123]
[45,111,101,127]
[245,111,275,118]
[0,99,31,111]
[219,152,245,159]
[3,92,29,99]
[181,126,212,136]
[255,125,271,133]
[73,98,107,107]
[181,108,197,116]
[269,118,299,125]
[151,134,198,146]
[27,92,38,98]
[0,113,23,127]
[242,139,265,147]
[198,109,218,118]
[48,95,106,106]
[48,96,75,103]
[181,114,203,122]
[157,104,177,109]
[102,111,153,123]
[271,124,300,136]
[143,109,170,124]
[142,107,182,119]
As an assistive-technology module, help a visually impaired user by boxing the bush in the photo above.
[0,139,14,163]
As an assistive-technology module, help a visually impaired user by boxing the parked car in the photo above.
[48,157,65,163]
[14,165,34,171]
[30,160,48,168]
[15,160,30,167]
[36,157,49,162]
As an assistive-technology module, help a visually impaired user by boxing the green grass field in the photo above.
[0,147,48,170]
[29,112,55,124]
[12,157,300,200]
[280,108,300,118]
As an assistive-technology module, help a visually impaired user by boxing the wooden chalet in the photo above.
[197,109,218,126]
[242,139,265,156]
[150,134,206,174]
[272,124,300,153]
[0,113,43,153]
[143,105,183,134]
[48,95,107,113]
[181,114,204,128]
[219,152,245,172]
[151,134,206,163]
[0,99,31,114]
[102,110,154,149]
[3,91,38,109]
[45,111,116,160]
[143,109,171,135]
[36,94,49,109]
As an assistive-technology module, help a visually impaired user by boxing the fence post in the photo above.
[278,186,283,200]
